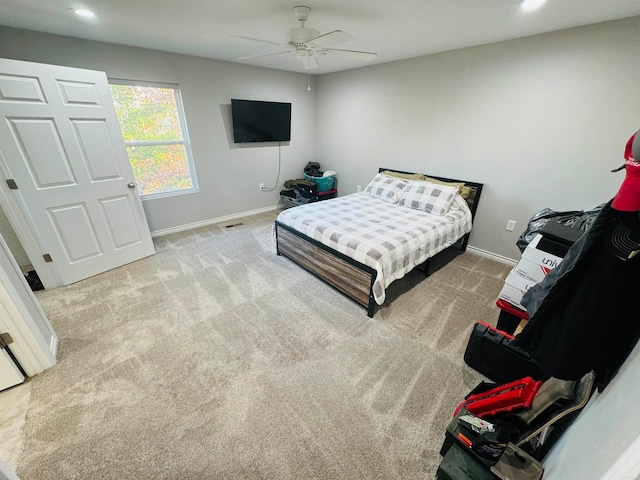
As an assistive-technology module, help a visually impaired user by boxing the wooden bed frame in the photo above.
[275,168,484,317]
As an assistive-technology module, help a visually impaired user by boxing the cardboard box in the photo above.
[498,232,568,313]
[498,268,544,310]
[521,234,564,270]
[498,282,526,310]
[511,257,552,285]
[505,270,539,294]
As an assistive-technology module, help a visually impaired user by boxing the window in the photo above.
[109,81,198,198]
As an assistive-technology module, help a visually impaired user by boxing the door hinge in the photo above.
[43,253,53,262]
[0,332,14,349]
[5,179,18,190]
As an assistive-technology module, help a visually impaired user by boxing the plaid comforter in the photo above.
[276,193,472,305]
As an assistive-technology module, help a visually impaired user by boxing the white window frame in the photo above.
[108,79,199,200]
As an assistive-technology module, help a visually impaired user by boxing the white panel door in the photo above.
[0,59,155,285]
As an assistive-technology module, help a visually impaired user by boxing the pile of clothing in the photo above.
[280,178,318,202]
[280,162,325,202]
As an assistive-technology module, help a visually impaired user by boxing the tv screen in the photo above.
[231,99,291,143]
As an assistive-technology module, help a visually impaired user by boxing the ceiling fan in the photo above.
[232,5,377,70]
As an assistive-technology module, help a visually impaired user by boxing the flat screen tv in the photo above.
[231,99,291,143]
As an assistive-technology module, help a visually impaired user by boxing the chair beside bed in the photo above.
[274,168,484,317]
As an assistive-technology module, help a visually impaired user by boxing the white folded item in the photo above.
[323,170,336,177]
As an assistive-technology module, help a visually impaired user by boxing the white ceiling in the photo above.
[2,0,640,75]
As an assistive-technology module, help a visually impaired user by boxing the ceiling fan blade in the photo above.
[238,51,292,61]
[308,30,353,48]
[297,53,319,70]
[230,34,284,47]
[324,48,377,61]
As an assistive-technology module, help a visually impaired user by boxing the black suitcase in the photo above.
[464,322,547,384]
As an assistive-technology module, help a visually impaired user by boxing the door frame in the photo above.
[0,149,61,289]
[0,229,56,376]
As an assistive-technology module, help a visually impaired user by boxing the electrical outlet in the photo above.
[506,220,517,232]
[259,183,264,191]
[356,184,362,193]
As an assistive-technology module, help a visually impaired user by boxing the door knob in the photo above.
[128,182,136,188]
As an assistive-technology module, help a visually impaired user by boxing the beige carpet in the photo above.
[19,210,510,479]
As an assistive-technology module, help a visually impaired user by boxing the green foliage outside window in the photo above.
[110,84,195,196]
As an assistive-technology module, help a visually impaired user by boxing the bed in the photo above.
[274,168,483,317]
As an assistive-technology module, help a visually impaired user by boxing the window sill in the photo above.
[140,187,199,201]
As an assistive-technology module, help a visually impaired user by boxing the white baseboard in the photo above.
[466,246,518,267]
[150,204,281,238]
[601,434,640,480]
[151,209,519,267]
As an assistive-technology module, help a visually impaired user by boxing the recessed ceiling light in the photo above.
[521,0,546,11]
[73,8,97,18]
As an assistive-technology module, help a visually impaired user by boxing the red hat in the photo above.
[612,131,640,212]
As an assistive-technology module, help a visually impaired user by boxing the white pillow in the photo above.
[362,173,407,204]
[398,180,459,215]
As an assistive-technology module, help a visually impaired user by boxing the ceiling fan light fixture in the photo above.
[297,51,319,70]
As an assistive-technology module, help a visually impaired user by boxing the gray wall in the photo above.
[0,26,317,237]
[316,17,640,260]
[2,19,639,261]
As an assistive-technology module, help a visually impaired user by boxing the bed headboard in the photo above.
[378,168,484,221]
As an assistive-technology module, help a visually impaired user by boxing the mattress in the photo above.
[275,192,472,304]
